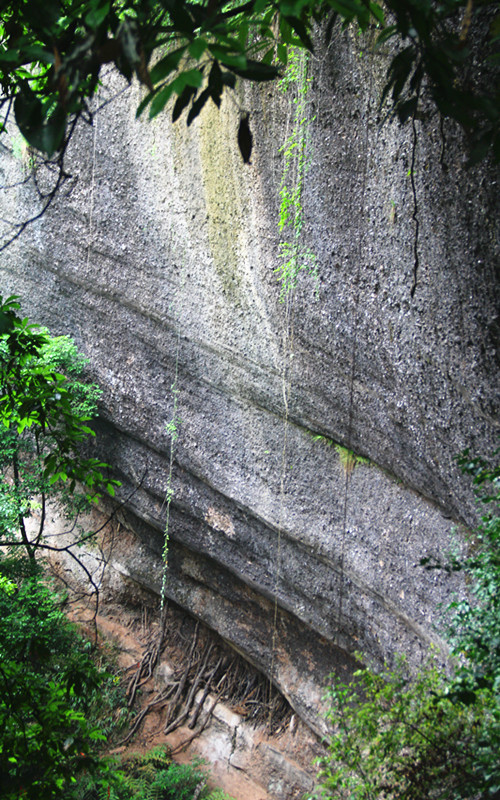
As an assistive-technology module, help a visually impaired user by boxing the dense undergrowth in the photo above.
[0,555,117,799]
[0,554,235,800]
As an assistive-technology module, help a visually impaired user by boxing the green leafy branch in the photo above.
[1,0,497,162]
[0,294,119,563]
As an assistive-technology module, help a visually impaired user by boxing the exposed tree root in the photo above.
[127,609,169,708]
[121,607,293,747]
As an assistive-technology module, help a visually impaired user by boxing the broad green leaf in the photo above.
[180,68,204,89]
[284,16,314,50]
[237,20,249,47]
[0,49,23,64]
[80,425,95,435]
[369,1,385,25]
[14,88,66,156]
[149,83,176,117]
[253,0,269,12]
[230,59,280,81]
[149,47,186,85]
[277,43,288,65]
[188,38,207,59]
[208,46,247,70]
[262,47,274,65]
[85,2,111,29]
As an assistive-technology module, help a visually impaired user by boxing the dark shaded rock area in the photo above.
[1,26,498,739]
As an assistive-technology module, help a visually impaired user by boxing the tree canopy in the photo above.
[0,0,498,164]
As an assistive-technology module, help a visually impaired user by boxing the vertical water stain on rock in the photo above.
[199,100,244,301]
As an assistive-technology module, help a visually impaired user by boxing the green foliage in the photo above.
[315,655,497,800]
[36,329,103,420]
[0,560,110,800]
[0,569,15,594]
[0,294,119,561]
[314,449,500,800]
[276,47,318,299]
[147,759,207,799]
[450,449,500,699]
[0,0,497,161]
[76,749,236,800]
[142,758,236,800]
[0,572,73,664]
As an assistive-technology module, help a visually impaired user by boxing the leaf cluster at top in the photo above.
[0,0,497,162]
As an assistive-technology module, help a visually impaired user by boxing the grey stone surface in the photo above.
[1,27,498,734]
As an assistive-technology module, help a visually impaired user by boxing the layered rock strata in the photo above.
[1,27,498,737]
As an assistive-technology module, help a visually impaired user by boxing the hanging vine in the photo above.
[268,49,317,723]
[268,289,294,725]
[160,300,183,612]
[275,48,318,299]
[160,377,180,611]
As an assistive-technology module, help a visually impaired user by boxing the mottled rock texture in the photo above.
[1,27,498,735]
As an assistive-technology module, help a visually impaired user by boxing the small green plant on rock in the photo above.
[307,431,370,473]
[335,445,370,474]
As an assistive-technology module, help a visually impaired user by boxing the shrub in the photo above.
[315,655,496,800]
[0,562,109,799]
[314,449,500,800]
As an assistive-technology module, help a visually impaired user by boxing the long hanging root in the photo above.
[163,621,199,730]
[127,611,169,708]
[119,684,177,746]
[188,656,222,729]
[163,640,213,735]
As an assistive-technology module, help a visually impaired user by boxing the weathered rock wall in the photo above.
[1,28,498,735]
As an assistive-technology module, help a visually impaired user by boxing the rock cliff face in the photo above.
[1,29,498,736]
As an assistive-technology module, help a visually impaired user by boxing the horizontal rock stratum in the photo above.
[1,28,498,737]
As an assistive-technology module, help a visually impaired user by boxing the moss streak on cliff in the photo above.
[198,101,244,301]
